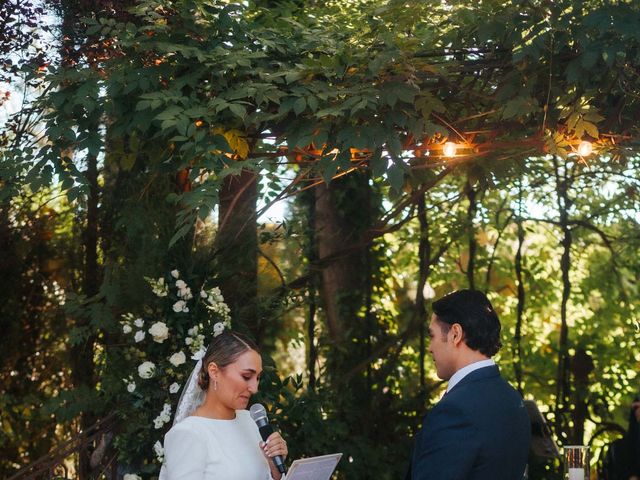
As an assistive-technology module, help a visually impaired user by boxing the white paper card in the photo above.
[285,453,342,480]
[568,468,585,480]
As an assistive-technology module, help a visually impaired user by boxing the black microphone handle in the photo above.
[257,423,287,474]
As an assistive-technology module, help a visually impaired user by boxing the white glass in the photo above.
[564,445,589,480]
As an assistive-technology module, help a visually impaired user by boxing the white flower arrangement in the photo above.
[154,440,165,462]
[208,286,224,303]
[153,403,172,429]
[145,276,169,297]
[213,322,226,337]
[169,351,186,367]
[138,361,155,379]
[149,322,169,343]
[204,286,231,322]
[122,270,234,470]
[183,325,205,355]
[172,300,189,313]
[124,474,142,480]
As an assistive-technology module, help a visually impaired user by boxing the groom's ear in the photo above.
[450,323,464,346]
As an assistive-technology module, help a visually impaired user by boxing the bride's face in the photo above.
[216,349,263,410]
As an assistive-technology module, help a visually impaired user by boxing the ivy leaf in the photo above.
[169,216,195,248]
[293,97,306,115]
[386,162,405,193]
[583,121,599,139]
[319,156,338,184]
[307,96,318,112]
[229,103,246,120]
[502,97,535,120]
[581,50,599,69]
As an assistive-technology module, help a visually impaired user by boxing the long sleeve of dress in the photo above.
[164,425,208,480]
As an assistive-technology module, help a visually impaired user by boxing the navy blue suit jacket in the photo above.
[407,365,531,480]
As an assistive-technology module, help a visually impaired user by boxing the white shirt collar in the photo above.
[446,359,495,393]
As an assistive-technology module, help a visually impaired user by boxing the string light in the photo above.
[577,140,593,157]
[443,142,457,157]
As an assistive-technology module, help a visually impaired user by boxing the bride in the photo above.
[160,327,288,480]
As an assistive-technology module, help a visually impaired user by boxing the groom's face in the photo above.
[428,315,456,380]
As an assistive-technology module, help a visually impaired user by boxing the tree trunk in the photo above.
[416,194,431,391]
[313,173,373,413]
[553,155,572,442]
[465,179,477,289]
[514,180,525,394]
[70,152,100,480]
[314,179,368,343]
[570,348,594,444]
[217,169,259,340]
[306,191,318,393]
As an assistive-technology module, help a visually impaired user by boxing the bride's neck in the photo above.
[195,394,236,420]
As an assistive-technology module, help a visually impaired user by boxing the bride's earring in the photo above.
[214,380,218,391]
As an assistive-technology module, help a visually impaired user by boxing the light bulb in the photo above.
[443,142,457,157]
[577,141,593,157]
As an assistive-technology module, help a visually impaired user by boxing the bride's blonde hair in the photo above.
[197,330,259,390]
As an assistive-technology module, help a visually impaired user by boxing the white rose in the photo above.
[138,361,155,379]
[185,337,193,345]
[175,279,186,290]
[123,474,142,480]
[127,382,136,393]
[134,330,145,343]
[171,269,180,278]
[134,318,144,328]
[169,351,186,367]
[172,300,186,313]
[169,382,180,394]
[213,322,225,337]
[148,322,169,343]
[122,324,132,334]
[200,290,208,298]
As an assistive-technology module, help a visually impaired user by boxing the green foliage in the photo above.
[2,0,640,479]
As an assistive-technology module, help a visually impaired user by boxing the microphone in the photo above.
[249,403,287,475]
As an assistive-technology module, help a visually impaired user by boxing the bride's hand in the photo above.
[260,432,288,461]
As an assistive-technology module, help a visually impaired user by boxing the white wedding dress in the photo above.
[161,410,272,480]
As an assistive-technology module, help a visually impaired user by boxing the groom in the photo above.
[406,289,530,480]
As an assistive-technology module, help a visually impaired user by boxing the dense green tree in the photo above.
[2,0,640,479]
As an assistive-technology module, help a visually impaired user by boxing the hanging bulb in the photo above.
[443,142,457,157]
[577,141,593,157]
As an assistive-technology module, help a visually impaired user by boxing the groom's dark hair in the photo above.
[198,330,259,390]
[432,289,502,357]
